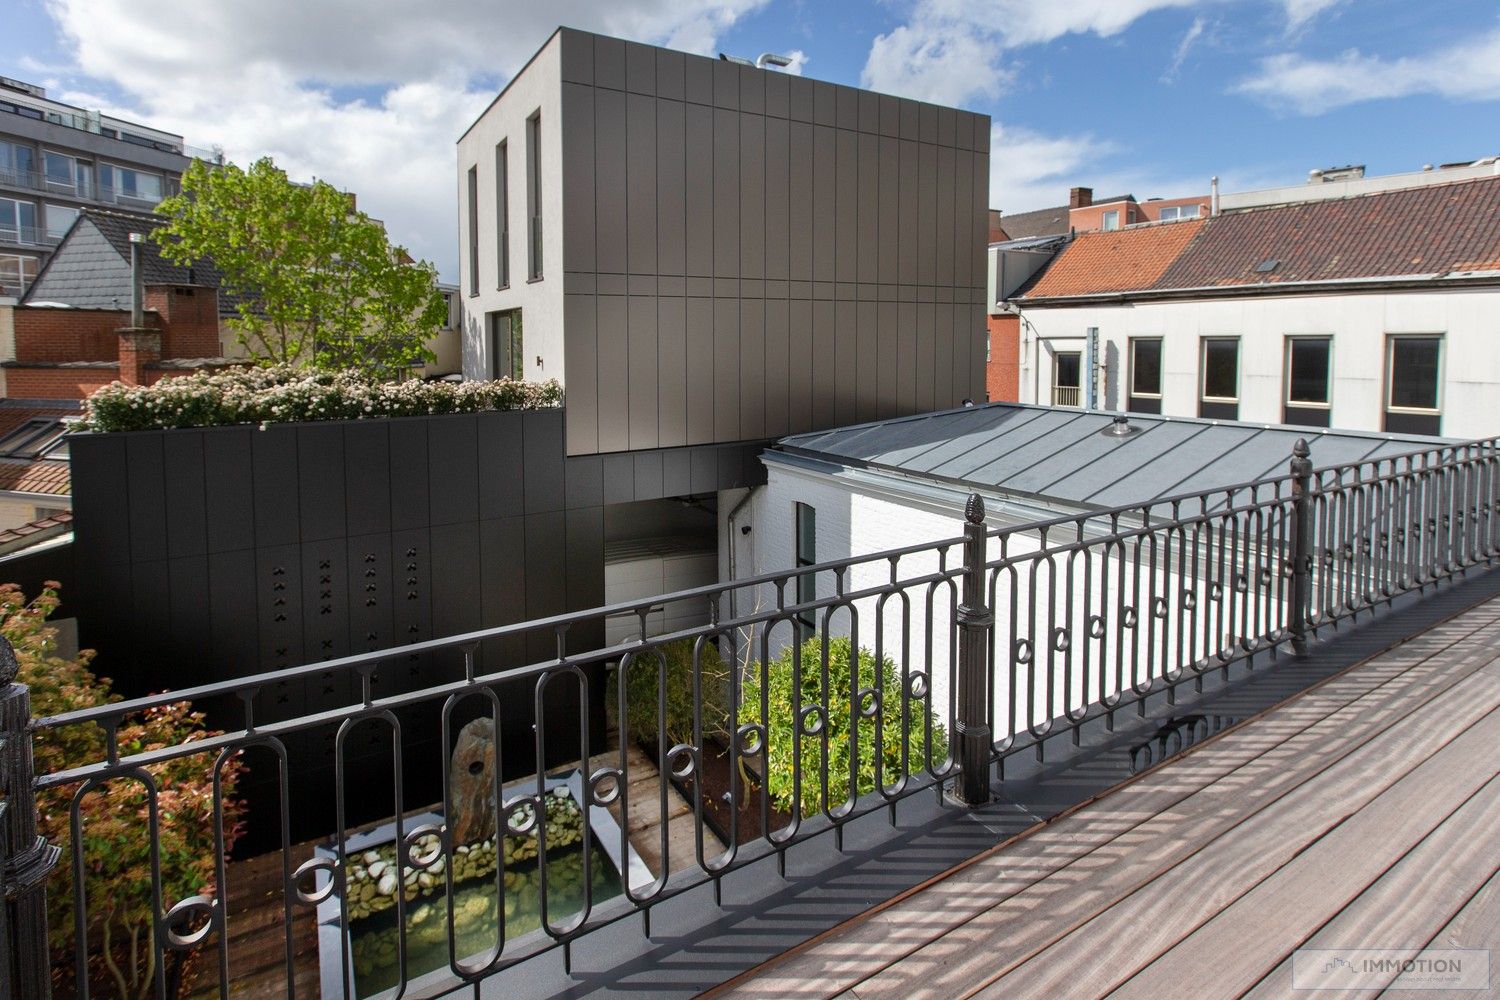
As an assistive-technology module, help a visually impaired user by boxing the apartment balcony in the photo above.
[1051,384,1081,406]
[0,225,61,249]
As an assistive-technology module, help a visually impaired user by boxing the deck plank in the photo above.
[968,684,1500,1000]
[1411,867,1500,1000]
[839,642,1500,999]
[1110,767,1500,999]
[713,613,1500,1000]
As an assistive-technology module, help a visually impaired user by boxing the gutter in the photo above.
[1014,271,1500,308]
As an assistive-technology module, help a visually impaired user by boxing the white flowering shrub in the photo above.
[82,367,563,432]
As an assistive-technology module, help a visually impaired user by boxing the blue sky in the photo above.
[9,0,1500,280]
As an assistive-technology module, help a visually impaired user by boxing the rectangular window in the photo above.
[0,197,38,243]
[1052,351,1082,407]
[98,163,163,205]
[0,253,39,297]
[526,110,542,281]
[1102,210,1120,231]
[795,502,816,643]
[466,165,479,296]
[1284,336,1332,428]
[44,204,78,240]
[1384,335,1442,435]
[42,151,86,196]
[1128,337,1163,414]
[489,309,523,380]
[0,140,35,185]
[1200,336,1239,419]
[1158,205,1200,222]
[496,140,509,289]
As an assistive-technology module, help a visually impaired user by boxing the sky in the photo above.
[9,0,1500,281]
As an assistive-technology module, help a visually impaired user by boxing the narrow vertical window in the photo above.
[1384,335,1442,435]
[496,140,509,289]
[526,111,542,281]
[1101,209,1120,231]
[795,503,816,644]
[466,165,479,296]
[1128,337,1163,414]
[1199,336,1240,420]
[1284,336,1332,427]
[489,310,524,381]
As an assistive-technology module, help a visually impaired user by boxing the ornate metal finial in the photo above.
[0,634,18,685]
[965,493,986,525]
[1292,438,1310,458]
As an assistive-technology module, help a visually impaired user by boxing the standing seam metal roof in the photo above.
[775,403,1451,510]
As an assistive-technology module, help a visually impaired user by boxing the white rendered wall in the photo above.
[456,33,566,383]
[1016,287,1500,439]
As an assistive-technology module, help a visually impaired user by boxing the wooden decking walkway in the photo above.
[716,596,1500,1000]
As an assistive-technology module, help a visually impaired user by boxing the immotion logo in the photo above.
[1293,949,1490,991]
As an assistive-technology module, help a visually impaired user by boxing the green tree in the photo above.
[154,157,444,375]
[2,583,245,997]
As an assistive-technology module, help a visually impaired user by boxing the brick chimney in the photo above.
[1069,186,1093,208]
[117,328,161,386]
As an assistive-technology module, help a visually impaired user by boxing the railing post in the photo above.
[954,493,993,806]
[0,637,58,999]
[1289,439,1314,655]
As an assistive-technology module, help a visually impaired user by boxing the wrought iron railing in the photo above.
[1,436,1497,997]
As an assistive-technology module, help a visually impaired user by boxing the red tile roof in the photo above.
[0,460,70,497]
[0,510,72,549]
[1024,219,1205,298]
[1019,174,1500,301]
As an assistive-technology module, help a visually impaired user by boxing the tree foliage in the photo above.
[154,157,445,375]
[2,584,245,998]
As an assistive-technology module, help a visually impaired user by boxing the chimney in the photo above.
[1211,176,1220,216]
[117,327,161,386]
[1069,186,1093,208]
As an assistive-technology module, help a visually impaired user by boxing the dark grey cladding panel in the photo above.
[388,417,430,529]
[657,296,687,447]
[427,413,479,526]
[564,293,598,455]
[738,64,764,115]
[594,35,626,90]
[522,409,565,513]
[602,452,634,505]
[685,52,713,104]
[764,69,789,118]
[561,83,596,274]
[560,28,593,84]
[297,423,347,541]
[65,432,129,563]
[656,48,685,100]
[343,421,392,536]
[684,103,714,276]
[126,431,168,557]
[628,294,659,449]
[713,58,738,109]
[685,297,715,444]
[169,555,211,685]
[477,409,524,517]
[627,93,657,274]
[625,40,656,95]
[656,100,686,277]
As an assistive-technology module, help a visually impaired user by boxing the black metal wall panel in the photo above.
[476,410,523,518]
[297,423,347,542]
[162,430,207,560]
[387,418,429,531]
[479,514,527,668]
[252,425,300,546]
[344,421,392,537]
[208,548,259,676]
[625,40,655,95]
[346,532,394,655]
[69,432,129,565]
[564,293,599,455]
[521,409,565,514]
[168,555,211,686]
[126,432,168,556]
[426,414,479,526]
[857,133,879,285]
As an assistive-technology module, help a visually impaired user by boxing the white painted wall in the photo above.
[1016,287,1500,438]
[742,458,1291,747]
[455,33,566,383]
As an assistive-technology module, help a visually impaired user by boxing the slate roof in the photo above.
[23,209,241,318]
[1019,174,1500,301]
[774,403,1445,511]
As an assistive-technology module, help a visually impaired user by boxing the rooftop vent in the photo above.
[1100,415,1140,438]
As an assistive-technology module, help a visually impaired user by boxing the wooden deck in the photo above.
[715,596,1500,1000]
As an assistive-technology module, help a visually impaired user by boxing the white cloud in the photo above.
[40,0,770,278]
[1162,16,1207,83]
[1279,0,1343,30]
[863,21,1012,105]
[988,123,1114,213]
[779,50,810,76]
[1235,24,1500,114]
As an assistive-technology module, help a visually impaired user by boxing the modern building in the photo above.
[1002,173,1500,438]
[0,74,204,299]
[457,27,991,625]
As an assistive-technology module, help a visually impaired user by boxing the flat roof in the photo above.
[774,403,1450,510]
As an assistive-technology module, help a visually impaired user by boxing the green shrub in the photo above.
[740,636,947,818]
[81,365,563,433]
[607,638,731,750]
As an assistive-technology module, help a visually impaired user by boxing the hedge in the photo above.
[81,365,563,433]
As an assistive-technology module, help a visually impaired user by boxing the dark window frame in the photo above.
[526,110,542,282]
[496,140,509,290]
[466,165,479,297]
[1129,337,1163,398]
[1200,337,1240,403]
[489,309,523,381]
[1383,334,1442,435]
[1284,336,1333,407]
